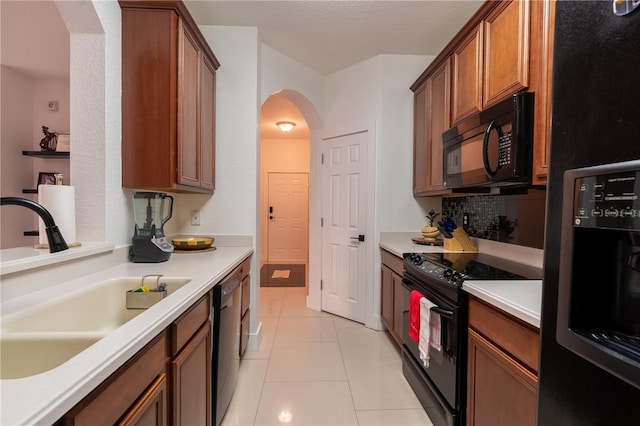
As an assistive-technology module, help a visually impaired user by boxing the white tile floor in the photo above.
[221,287,434,426]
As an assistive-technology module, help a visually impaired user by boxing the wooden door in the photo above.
[200,55,216,190]
[178,22,200,188]
[413,83,428,194]
[392,272,404,344]
[483,0,530,107]
[452,25,483,123]
[119,374,168,426]
[170,323,211,426]
[321,131,368,323]
[467,329,537,426]
[267,172,309,262]
[426,58,451,192]
[380,265,394,331]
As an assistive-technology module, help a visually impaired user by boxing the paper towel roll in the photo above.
[38,185,77,245]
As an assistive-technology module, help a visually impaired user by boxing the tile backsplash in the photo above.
[442,188,547,249]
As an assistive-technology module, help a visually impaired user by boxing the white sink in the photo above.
[0,276,191,379]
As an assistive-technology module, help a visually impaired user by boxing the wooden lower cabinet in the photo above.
[240,257,251,357]
[467,329,537,426]
[59,331,169,426]
[171,322,211,426]
[466,297,539,426]
[380,250,404,345]
[59,294,212,426]
[119,374,168,426]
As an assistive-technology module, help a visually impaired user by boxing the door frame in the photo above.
[307,121,378,329]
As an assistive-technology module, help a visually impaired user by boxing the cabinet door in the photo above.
[61,332,168,426]
[200,56,216,191]
[119,374,168,426]
[467,329,537,426]
[178,22,200,188]
[380,265,394,332]
[426,59,451,192]
[530,0,554,185]
[171,322,211,426]
[412,83,429,194]
[452,25,483,123]
[483,0,530,107]
[391,272,404,344]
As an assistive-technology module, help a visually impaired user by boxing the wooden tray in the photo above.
[412,237,444,246]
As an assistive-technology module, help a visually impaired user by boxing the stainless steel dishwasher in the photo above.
[212,266,241,426]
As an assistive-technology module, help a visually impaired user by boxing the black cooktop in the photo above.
[420,252,543,281]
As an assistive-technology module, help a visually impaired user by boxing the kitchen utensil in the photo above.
[172,236,214,250]
[130,192,174,263]
[437,221,453,238]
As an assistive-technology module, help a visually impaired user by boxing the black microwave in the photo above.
[442,92,535,189]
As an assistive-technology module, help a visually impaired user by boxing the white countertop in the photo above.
[0,245,253,425]
[379,232,542,328]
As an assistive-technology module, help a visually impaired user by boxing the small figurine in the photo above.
[40,126,58,151]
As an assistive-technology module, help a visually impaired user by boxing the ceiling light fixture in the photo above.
[276,121,296,133]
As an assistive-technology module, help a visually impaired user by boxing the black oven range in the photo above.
[401,252,542,426]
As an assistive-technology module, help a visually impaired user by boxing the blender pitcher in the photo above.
[130,192,174,262]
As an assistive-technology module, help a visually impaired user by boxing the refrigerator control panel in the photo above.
[572,167,640,230]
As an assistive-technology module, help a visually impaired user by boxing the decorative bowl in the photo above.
[171,236,214,250]
[421,226,440,239]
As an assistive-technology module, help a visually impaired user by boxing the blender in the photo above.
[130,192,174,262]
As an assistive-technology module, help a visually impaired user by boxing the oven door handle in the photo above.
[430,306,454,320]
[401,278,455,320]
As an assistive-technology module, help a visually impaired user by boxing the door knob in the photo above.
[350,234,365,242]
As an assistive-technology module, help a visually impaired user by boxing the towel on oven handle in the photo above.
[419,297,442,367]
[409,290,422,342]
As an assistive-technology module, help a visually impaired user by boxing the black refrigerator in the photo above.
[538,1,640,424]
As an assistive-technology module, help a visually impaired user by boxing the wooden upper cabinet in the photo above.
[413,84,428,194]
[413,59,451,196]
[426,59,451,193]
[451,0,531,123]
[412,0,552,191]
[483,0,530,108]
[200,57,217,191]
[120,0,220,194]
[178,23,200,188]
[452,26,483,123]
[529,0,555,185]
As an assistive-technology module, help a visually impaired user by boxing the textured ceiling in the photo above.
[185,0,483,76]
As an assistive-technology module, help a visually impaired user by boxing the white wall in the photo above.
[261,44,324,120]
[0,71,73,249]
[56,0,128,246]
[378,55,442,231]
[321,54,441,329]
[0,67,36,248]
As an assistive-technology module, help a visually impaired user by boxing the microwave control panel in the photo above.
[572,168,639,230]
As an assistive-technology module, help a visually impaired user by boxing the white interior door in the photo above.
[267,172,309,262]
[321,131,368,322]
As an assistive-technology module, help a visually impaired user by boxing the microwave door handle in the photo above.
[483,121,499,178]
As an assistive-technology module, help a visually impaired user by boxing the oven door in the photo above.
[401,273,461,410]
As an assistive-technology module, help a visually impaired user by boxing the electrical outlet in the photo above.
[463,212,470,229]
[191,210,200,226]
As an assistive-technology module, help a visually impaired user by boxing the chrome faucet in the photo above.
[1,197,69,253]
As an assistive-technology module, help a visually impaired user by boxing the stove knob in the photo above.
[410,253,422,263]
[443,268,453,279]
[452,272,463,284]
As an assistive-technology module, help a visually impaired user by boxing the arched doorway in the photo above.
[258,90,322,303]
